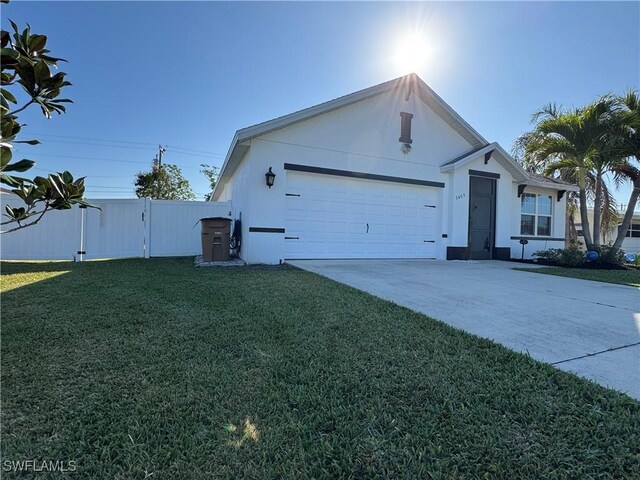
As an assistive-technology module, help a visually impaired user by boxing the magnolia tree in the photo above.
[1,5,90,234]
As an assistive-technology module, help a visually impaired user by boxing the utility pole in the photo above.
[158,145,166,167]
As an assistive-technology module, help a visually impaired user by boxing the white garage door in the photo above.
[285,172,440,259]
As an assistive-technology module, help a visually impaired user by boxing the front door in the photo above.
[468,176,496,260]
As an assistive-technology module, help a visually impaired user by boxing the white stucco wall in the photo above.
[223,88,477,264]
[218,87,569,264]
[509,184,567,259]
[447,156,514,253]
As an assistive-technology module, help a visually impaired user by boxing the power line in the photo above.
[166,145,226,157]
[30,133,226,158]
[13,151,203,170]
[31,167,132,178]
[32,133,157,146]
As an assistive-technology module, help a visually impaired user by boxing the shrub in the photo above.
[533,246,585,267]
[596,244,624,265]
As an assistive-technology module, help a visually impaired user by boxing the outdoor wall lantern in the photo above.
[265,167,276,188]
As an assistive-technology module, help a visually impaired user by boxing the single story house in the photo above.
[574,208,640,254]
[212,73,578,264]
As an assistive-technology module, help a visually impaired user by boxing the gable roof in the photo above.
[439,142,579,191]
[212,73,488,200]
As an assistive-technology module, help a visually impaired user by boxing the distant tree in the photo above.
[1,2,91,234]
[134,163,195,200]
[200,163,219,201]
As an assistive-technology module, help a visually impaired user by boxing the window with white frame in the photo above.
[520,193,552,236]
[623,223,640,238]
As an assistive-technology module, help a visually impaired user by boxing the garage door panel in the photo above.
[285,172,439,259]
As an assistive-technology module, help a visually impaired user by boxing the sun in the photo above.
[392,33,431,76]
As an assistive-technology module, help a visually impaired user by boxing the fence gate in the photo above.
[82,199,146,260]
[0,196,232,261]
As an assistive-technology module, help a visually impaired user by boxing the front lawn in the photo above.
[514,266,640,287]
[1,258,639,478]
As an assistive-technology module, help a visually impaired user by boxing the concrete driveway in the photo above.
[288,259,640,399]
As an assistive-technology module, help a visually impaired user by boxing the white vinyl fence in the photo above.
[0,197,232,261]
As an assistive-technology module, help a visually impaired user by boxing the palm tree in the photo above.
[610,90,640,250]
[521,98,623,250]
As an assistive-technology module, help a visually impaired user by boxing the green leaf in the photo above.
[9,20,19,35]
[0,173,20,186]
[34,60,50,84]
[0,47,19,59]
[29,34,47,52]
[4,158,35,172]
[1,87,17,104]
[0,30,9,48]
[0,146,12,168]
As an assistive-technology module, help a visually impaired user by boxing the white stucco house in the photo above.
[212,73,578,264]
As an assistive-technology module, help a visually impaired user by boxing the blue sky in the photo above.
[5,1,639,202]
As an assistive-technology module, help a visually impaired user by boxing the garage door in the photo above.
[285,172,439,259]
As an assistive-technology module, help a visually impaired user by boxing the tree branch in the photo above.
[6,99,35,116]
[0,204,51,234]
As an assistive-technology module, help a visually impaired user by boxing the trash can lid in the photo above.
[200,217,231,222]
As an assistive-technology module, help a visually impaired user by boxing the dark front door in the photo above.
[468,176,496,260]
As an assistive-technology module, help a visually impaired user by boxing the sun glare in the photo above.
[393,33,431,76]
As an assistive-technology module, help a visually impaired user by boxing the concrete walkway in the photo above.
[288,259,640,399]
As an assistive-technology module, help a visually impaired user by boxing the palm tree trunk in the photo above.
[577,171,595,250]
[612,178,640,250]
[592,174,602,247]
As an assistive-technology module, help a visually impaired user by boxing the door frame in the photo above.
[467,174,497,260]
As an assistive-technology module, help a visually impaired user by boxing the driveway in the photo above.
[288,259,640,399]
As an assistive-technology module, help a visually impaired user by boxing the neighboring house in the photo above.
[212,74,578,264]
[574,208,640,253]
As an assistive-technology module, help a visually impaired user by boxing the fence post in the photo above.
[144,197,151,258]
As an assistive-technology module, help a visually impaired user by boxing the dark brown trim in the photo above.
[510,236,565,241]
[249,227,285,233]
[469,169,500,179]
[517,184,527,197]
[284,163,445,188]
[493,247,511,260]
[446,246,468,260]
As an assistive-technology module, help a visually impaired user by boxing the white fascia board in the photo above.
[523,180,580,192]
[211,131,239,201]
[440,143,498,173]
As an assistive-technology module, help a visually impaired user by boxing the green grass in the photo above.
[514,266,640,287]
[1,258,639,479]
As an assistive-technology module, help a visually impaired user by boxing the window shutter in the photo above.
[399,112,413,144]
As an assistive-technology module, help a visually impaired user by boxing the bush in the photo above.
[595,244,624,266]
[533,246,585,267]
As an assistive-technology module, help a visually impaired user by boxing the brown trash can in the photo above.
[201,217,231,262]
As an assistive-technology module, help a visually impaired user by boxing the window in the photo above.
[622,223,640,238]
[520,193,553,236]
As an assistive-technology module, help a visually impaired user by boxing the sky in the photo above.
[4,1,639,203]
